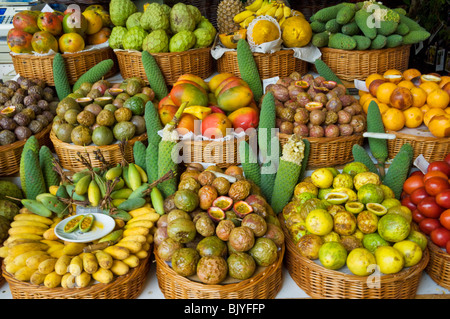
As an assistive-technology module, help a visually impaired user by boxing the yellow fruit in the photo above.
[377,102,390,114]
[376,82,397,104]
[410,86,427,108]
[382,107,405,131]
[419,81,440,95]
[374,246,404,274]
[82,10,103,35]
[420,104,430,114]
[423,107,446,126]
[403,107,423,128]
[305,209,334,236]
[365,73,384,90]
[427,114,450,138]
[402,68,421,81]
[362,97,379,114]
[427,89,450,109]
[346,248,376,276]
[446,107,450,115]
[280,16,312,48]
[383,69,403,84]
[249,19,279,45]
[393,240,422,267]
[310,168,334,189]
[397,80,414,90]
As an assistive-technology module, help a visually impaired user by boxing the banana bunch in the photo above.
[233,0,292,28]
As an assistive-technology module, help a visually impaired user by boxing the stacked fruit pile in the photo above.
[282,160,427,275]
[271,71,366,137]
[108,0,216,53]
[0,77,57,145]
[155,164,284,284]
[8,5,111,54]
[402,154,450,252]
[361,69,450,137]
[310,1,430,50]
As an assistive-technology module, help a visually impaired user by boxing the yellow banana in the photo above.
[240,15,256,28]
[275,4,284,20]
[255,0,273,15]
[279,16,286,27]
[233,10,254,23]
[265,4,278,17]
[245,0,264,12]
[283,5,291,18]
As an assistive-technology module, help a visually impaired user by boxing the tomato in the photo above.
[417,196,445,218]
[410,187,430,205]
[419,218,442,235]
[401,195,417,211]
[423,170,449,182]
[424,176,450,196]
[412,209,426,224]
[410,170,425,178]
[403,175,425,195]
[428,160,450,178]
[439,209,450,230]
[430,227,450,247]
[436,189,450,209]
[445,153,450,167]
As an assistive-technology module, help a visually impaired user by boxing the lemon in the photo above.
[305,209,334,236]
[346,248,377,276]
[311,168,334,189]
[393,240,423,267]
[375,246,405,274]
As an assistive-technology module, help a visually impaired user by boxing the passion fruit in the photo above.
[195,215,216,237]
[215,219,236,241]
[166,218,197,244]
[318,241,347,270]
[366,203,388,216]
[171,247,200,277]
[333,211,357,236]
[346,248,376,276]
[227,252,256,280]
[345,202,364,214]
[305,209,334,236]
[212,196,233,211]
[241,213,267,237]
[295,80,310,89]
[79,214,94,233]
[249,237,278,266]
[362,233,390,253]
[324,192,349,205]
[295,233,323,259]
[228,226,255,252]
[196,256,228,284]
[207,206,226,222]
[357,183,385,204]
[356,210,379,234]
[63,215,83,233]
[263,223,285,247]
[233,201,253,218]
[196,235,227,257]
[305,101,323,111]
[157,237,183,261]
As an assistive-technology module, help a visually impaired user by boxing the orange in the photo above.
[360,93,375,107]
[440,76,450,89]
[397,80,415,90]
[423,108,446,126]
[383,69,403,83]
[420,104,431,113]
[365,73,384,90]
[419,81,440,95]
[382,107,406,131]
[402,68,421,81]
[403,107,423,128]
[446,108,450,115]
[377,102,390,114]
[376,82,397,104]
[362,97,379,114]
[410,86,427,108]
[427,114,450,138]
[426,89,450,109]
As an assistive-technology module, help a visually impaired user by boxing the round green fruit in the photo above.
[318,241,348,270]
[357,183,385,205]
[377,213,410,243]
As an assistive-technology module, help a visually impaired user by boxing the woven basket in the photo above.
[319,45,411,82]
[10,47,118,86]
[155,244,284,299]
[386,129,450,163]
[50,131,147,173]
[114,48,214,86]
[2,255,151,299]
[217,49,309,80]
[0,124,52,176]
[278,133,364,169]
[425,240,450,290]
[279,214,430,299]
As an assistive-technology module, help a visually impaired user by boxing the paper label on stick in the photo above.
[414,154,429,174]
[354,79,369,92]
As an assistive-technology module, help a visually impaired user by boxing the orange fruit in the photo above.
[419,81,440,95]
[403,107,423,128]
[426,89,450,109]
[410,86,427,108]
[359,90,369,97]
[402,68,421,81]
[423,108,446,126]
[377,102,390,114]
[376,82,398,104]
[365,73,384,90]
[440,76,450,89]
[397,80,415,90]
[382,107,406,131]
[420,104,431,113]
[383,69,403,83]
[427,114,450,138]
[360,93,375,107]
[446,108,450,115]
[58,32,85,53]
[362,97,379,114]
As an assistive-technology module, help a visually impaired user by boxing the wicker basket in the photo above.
[114,48,214,86]
[319,45,411,82]
[386,129,450,163]
[0,124,52,176]
[278,133,364,169]
[50,131,147,173]
[217,49,309,80]
[155,244,284,299]
[2,255,151,299]
[425,240,450,290]
[11,47,118,86]
[279,214,430,299]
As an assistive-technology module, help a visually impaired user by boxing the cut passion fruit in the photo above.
[305,101,323,111]
[233,201,253,218]
[212,196,233,211]
[76,97,93,107]
[295,80,310,90]
[345,202,364,214]
[366,203,388,216]
[108,88,124,97]
[63,215,84,233]
[421,74,441,83]
[79,214,95,233]
[322,81,337,90]
[324,192,349,205]
[208,206,226,222]
[94,96,113,107]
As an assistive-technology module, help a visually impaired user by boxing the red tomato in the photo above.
[401,195,417,211]
[419,218,442,235]
[403,175,425,195]
[410,170,425,178]
[428,160,450,178]
[424,176,450,196]
[436,189,450,209]
[439,209,450,230]
[445,153,450,167]
[417,196,445,218]
[412,209,426,224]
[447,240,450,254]
[423,170,449,182]
[410,187,430,205]
[430,227,450,247]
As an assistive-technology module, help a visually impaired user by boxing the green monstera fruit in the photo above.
[169,30,196,52]
[110,0,137,27]
[169,3,196,33]
[142,29,170,53]
[126,12,142,29]
[122,26,148,51]
[109,26,128,49]
[140,3,170,31]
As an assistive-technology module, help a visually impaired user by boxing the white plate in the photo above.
[55,213,115,243]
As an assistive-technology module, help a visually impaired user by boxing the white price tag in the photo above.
[263,76,279,93]
[354,79,369,92]
[414,154,429,174]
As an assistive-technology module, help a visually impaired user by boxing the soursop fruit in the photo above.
[122,26,148,51]
[193,28,215,48]
[126,12,142,29]
[142,29,170,53]
[170,3,196,34]
[187,5,202,25]
[109,26,128,49]
[197,17,216,37]
[110,0,137,27]
[140,3,170,31]
[169,30,196,52]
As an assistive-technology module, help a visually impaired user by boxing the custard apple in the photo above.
[110,0,137,27]
[169,30,196,52]
[170,3,196,33]
[122,26,148,51]
[197,17,216,36]
[109,26,128,49]
[193,28,215,48]
[126,12,142,29]
[140,3,170,31]
[142,29,169,53]
[187,5,202,25]
[161,4,171,17]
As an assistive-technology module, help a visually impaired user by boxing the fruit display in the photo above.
[154,163,284,284]
[0,76,57,145]
[401,153,450,252]
[108,1,216,53]
[310,1,430,50]
[282,159,427,276]
[269,71,367,137]
[217,0,312,49]
[360,69,450,137]
[8,5,112,54]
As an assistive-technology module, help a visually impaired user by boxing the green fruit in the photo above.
[72,60,114,93]
[187,5,202,24]
[92,126,114,146]
[236,39,263,102]
[142,29,169,53]
[357,183,385,205]
[362,233,390,253]
[227,252,256,280]
[123,26,148,51]
[173,189,199,213]
[109,26,128,49]
[328,33,357,50]
[0,199,20,221]
[123,96,145,115]
[406,230,428,251]
[52,53,71,101]
[168,30,196,52]
[169,2,196,34]
[110,0,137,27]
[318,241,348,270]
[0,180,23,202]
[249,237,278,266]
[126,12,142,29]
[113,121,136,141]
[193,28,215,48]
[377,213,410,243]
[140,3,169,31]
[342,162,369,177]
